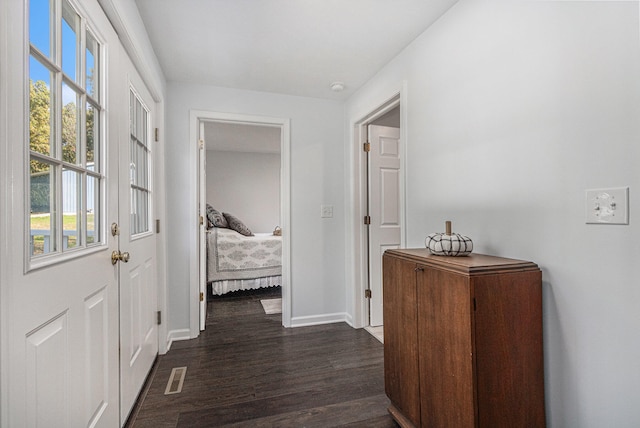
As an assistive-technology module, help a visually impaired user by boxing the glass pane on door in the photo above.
[86,101,99,170]
[30,160,57,255]
[62,81,79,164]
[86,31,99,101]
[87,174,99,245]
[30,0,51,58]
[29,56,53,157]
[61,0,79,83]
[62,167,81,249]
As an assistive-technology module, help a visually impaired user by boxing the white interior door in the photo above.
[198,121,207,330]
[2,0,120,426]
[118,57,159,423]
[368,124,401,327]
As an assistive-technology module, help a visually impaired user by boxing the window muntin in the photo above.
[28,0,104,259]
[129,89,151,236]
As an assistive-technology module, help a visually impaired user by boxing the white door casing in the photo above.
[198,121,207,331]
[1,0,120,426]
[189,111,292,330]
[367,124,401,327]
[119,57,159,423]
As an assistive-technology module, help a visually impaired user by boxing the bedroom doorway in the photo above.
[191,111,291,331]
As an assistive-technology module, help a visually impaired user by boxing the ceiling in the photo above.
[135,0,460,100]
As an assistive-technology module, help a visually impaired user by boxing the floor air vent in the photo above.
[164,366,187,395]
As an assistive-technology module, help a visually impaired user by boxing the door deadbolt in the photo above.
[111,250,130,265]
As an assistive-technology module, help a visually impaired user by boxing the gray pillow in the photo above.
[223,212,253,236]
[206,204,228,229]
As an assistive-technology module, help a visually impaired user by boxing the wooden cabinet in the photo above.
[383,249,545,428]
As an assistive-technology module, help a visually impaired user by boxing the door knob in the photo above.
[111,250,130,265]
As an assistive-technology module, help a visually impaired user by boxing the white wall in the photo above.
[346,1,640,426]
[166,83,346,330]
[206,150,280,233]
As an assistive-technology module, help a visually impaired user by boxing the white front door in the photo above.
[1,0,120,426]
[368,124,401,327]
[118,56,159,423]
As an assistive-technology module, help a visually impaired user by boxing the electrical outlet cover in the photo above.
[585,187,629,224]
[320,205,334,218]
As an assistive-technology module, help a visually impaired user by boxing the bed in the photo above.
[207,227,282,295]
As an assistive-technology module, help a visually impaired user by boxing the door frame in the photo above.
[189,110,292,330]
[348,85,407,329]
[0,0,25,422]
[198,121,207,331]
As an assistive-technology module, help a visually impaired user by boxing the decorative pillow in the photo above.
[206,204,228,229]
[223,212,253,236]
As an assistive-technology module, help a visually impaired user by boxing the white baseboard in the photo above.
[165,328,191,351]
[290,312,349,328]
[343,312,354,328]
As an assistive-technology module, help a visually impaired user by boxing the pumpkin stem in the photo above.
[445,221,452,236]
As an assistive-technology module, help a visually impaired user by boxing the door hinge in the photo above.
[155,219,160,234]
[200,292,204,302]
[199,139,204,150]
[364,215,371,225]
[110,222,120,237]
[363,141,371,152]
[156,311,162,325]
[365,289,372,299]
[199,215,204,226]
[155,128,159,142]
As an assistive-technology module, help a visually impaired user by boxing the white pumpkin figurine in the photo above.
[425,221,473,256]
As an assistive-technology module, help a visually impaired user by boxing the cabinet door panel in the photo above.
[474,272,546,427]
[383,254,421,426]
[417,267,475,427]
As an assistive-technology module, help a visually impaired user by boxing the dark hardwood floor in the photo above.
[126,287,397,427]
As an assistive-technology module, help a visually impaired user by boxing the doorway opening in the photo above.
[351,93,405,338]
[190,111,291,332]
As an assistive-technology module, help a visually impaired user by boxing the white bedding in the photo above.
[210,276,281,296]
[207,228,282,292]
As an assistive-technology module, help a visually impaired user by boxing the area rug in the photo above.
[260,298,282,314]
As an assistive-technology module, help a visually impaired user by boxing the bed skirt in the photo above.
[210,275,281,296]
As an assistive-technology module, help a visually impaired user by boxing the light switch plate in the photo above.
[321,205,334,218]
[585,187,629,224]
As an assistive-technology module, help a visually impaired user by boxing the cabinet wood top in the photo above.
[384,248,540,275]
